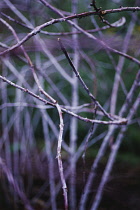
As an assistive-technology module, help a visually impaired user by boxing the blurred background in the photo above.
[0,0,140,209]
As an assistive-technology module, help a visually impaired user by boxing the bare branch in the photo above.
[0,75,127,125]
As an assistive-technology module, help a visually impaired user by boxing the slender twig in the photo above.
[58,38,114,121]
[38,1,140,67]
[2,1,73,84]
[90,0,113,27]
[0,5,140,66]
[39,0,140,16]
[0,17,68,208]
[56,103,68,210]
[1,2,139,210]
[0,75,127,125]
[0,18,57,104]
[0,11,126,36]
